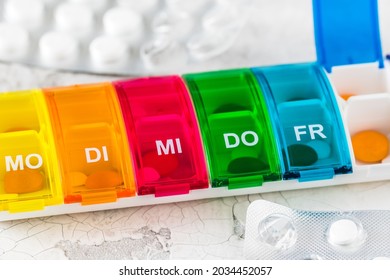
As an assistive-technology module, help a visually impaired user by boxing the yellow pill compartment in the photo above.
[0,90,62,213]
[44,83,135,205]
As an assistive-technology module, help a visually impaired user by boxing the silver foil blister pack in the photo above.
[244,200,390,260]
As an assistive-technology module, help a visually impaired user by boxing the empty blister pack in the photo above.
[244,200,390,260]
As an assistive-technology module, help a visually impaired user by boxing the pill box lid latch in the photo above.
[298,168,334,182]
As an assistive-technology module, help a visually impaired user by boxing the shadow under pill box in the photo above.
[0,0,388,221]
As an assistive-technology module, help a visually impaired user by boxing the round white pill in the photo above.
[89,36,128,69]
[4,0,45,30]
[0,23,29,60]
[117,0,159,14]
[327,218,360,246]
[103,7,143,44]
[55,2,94,36]
[39,32,79,66]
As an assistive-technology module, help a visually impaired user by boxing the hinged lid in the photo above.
[313,0,383,72]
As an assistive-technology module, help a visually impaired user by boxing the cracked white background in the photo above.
[1,0,390,260]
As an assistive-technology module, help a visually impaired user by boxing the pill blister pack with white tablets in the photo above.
[0,0,253,75]
[244,200,390,260]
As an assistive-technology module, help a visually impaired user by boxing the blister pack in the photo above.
[244,200,390,260]
[0,0,252,75]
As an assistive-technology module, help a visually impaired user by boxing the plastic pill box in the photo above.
[0,0,389,221]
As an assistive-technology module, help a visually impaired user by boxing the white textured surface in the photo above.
[1,0,390,260]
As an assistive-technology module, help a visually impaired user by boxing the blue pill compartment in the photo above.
[252,63,352,181]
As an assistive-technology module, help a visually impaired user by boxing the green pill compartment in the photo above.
[184,69,282,189]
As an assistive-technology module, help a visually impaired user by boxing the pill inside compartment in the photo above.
[44,83,135,205]
[114,76,209,197]
[184,69,282,189]
[252,63,352,181]
[343,93,390,166]
[312,0,388,171]
[65,123,124,190]
[328,64,390,168]
[0,90,62,212]
[134,115,204,196]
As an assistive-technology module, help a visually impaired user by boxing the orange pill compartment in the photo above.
[44,83,136,205]
[0,90,62,213]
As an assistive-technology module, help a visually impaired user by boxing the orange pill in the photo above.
[85,170,123,189]
[4,169,44,194]
[69,171,87,187]
[339,93,356,101]
[351,130,389,163]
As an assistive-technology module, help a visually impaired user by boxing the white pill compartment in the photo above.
[313,0,390,179]
[329,64,390,169]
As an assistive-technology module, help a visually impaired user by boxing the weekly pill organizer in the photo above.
[0,0,388,221]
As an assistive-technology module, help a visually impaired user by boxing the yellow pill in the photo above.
[85,170,123,189]
[69,171,87,187]
[4,169,44,194]
[351,130,389,163]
